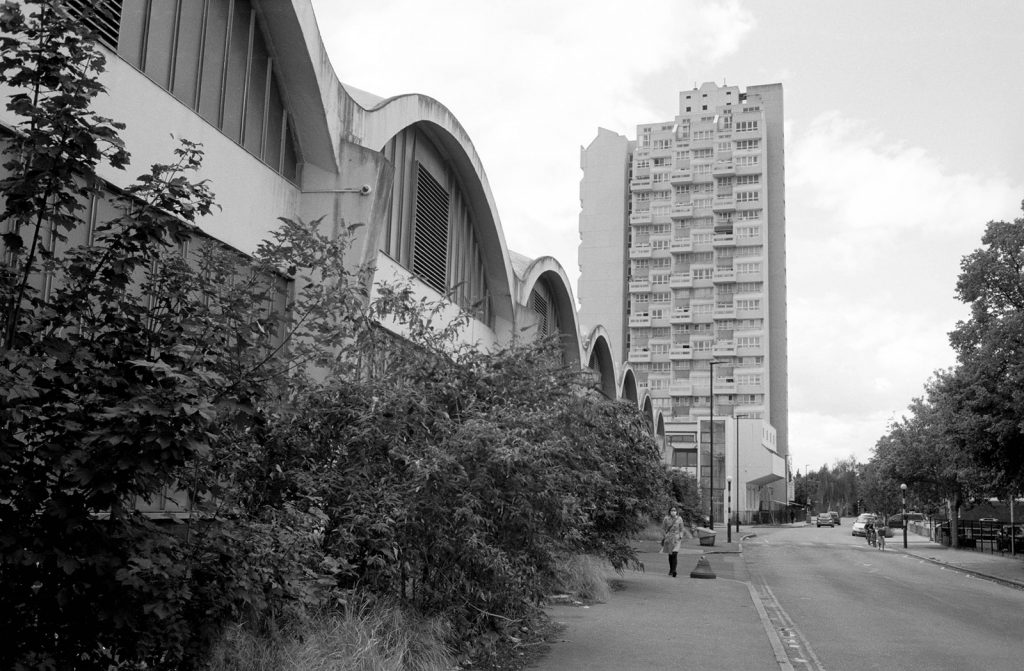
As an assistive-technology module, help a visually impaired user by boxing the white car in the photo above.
[851,513,877,537]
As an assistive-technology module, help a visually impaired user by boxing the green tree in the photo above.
[0,0,129,348]
[872,370,990,545]
[796,459,860,517]
[215,328,667,649]
[665,468,702,526]
[857,460,896,517]
[950,207,1024,492]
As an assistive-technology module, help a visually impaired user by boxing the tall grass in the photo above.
[206,598,454,671]
[551,555,615,603]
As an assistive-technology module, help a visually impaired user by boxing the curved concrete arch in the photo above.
[640,395,655,435]
[620,367,639,406]
[360,109,516,329]
[276,4,518,330]
[586,333,617,400]
[515,255,583,366]
[654,412,667,462]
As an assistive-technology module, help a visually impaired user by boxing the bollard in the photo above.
[689,554,717,579]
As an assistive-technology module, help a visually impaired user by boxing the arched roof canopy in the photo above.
[385,118,515,327]
[336,90,517,329]
[621,367,639,405]
[515,255,583,366]
[586,332,616,400]
[640,395,655,435]
[655,413,667,459]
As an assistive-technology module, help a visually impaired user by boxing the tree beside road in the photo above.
[801,206,1024,545]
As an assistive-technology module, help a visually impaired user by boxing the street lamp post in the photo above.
[727,476,733,543]
[901,483,908,549]
[734,415,747,536]
[709,367,714,529]
[708,360,725,529]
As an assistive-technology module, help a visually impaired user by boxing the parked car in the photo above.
[851,513,877,537]
[828,511,841,526]
[816,513,835,528]
[887,512,925,528]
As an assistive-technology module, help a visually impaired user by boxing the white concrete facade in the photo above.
[0,0,585,365]
[577,129,632,370]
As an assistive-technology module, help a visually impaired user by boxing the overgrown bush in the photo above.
[0,3,670,668]
[211,333,667,650]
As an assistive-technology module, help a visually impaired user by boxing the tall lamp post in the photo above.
[901,483,908,549]
[734,415,747,536]
[708,360,725,528]
[727,476,733,543]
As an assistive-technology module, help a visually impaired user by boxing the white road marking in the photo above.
[756,580,830,671]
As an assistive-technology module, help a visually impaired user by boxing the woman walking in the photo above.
[662,507,685,577]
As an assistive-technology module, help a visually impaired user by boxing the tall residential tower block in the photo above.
[578,82,790,524]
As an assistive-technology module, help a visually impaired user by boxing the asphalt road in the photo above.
[745,524,1024,671]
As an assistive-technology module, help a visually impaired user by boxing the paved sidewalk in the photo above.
[529,534,785,671]
[895,533,1024,589]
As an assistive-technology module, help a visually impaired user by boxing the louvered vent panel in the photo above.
[412,164,450,293]
[67,0,123,50]
[531,290,550,337]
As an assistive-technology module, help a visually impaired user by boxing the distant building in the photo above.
[578,82,791,523]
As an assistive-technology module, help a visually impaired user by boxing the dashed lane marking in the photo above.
[753,579,829,671]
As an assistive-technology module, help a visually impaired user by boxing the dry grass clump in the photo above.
[551,554,615,603]
[206,599,454,671]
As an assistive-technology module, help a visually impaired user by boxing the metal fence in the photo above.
[930,520,1023,556]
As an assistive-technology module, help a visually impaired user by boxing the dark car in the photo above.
[828,511,841,526]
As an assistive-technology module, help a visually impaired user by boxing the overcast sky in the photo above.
[309,0,1024,473]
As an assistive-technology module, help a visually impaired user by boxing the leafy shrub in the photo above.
[0,3,670,668]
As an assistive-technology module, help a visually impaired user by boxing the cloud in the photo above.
[789,111,1020,236]
[786,112,1024,464]
[790,409,896,473]
[315,1,755,100]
